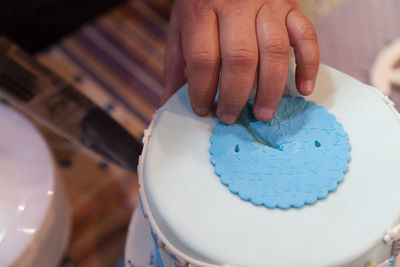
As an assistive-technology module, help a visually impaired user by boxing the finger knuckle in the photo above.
[191,90,216,103]
[221,91,249,107]
[297,28,318,43]
[268,86,284,96]
[186,0,211,14]
[225,47,258,68]
[191,4,210,18]
[299,55,319,67]
[222,100,244,112]
[188,51,219,70]
[261,38,290,57]
[226,0,249,9]
[218,0,248,13]
[227,0,244,5]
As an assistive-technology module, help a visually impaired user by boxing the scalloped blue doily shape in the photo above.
[209,96,351,209]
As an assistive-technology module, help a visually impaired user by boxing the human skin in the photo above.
[163,0,319,124]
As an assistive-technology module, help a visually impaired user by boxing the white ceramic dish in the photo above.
[0,102,71,267]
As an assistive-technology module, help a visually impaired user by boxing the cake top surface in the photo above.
[141,64,400,266]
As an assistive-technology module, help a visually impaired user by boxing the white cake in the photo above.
[138,63,400,267]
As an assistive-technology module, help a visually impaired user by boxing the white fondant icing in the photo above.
[139,63,400,266]
[384,224,400,244]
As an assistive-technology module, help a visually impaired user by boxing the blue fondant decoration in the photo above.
[153,242,164,267]
[209,96,351,209]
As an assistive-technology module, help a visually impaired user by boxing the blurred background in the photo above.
[0,0,399,266]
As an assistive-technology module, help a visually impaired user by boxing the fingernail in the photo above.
[255,107,275,121]
[302,80,314,95]
[194,106,209,116]
[220,113,237,124]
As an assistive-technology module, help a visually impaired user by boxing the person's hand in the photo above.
[163,0,319,124]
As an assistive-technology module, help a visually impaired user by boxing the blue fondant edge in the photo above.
[209,96,351,210]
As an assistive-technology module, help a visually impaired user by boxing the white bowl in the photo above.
[0,102,71,267]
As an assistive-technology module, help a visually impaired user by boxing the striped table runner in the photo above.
[37,0,172,141]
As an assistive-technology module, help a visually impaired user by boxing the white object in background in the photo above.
[0,102,71,267]
[370,38,400,96]
[299,0,345,22]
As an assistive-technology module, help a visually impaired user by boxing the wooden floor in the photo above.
[31,0,400,266]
